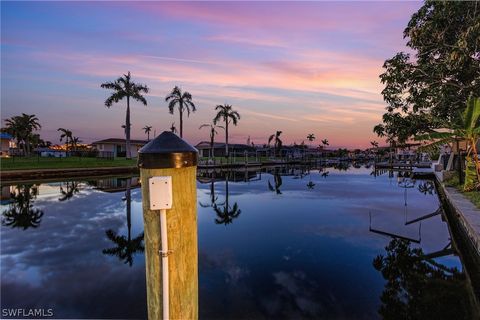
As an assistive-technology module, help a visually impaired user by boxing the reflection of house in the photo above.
[35,147,67,158]
[91,138,148,158]
[92,177,141,193]
[195,142,254,157]
[0,133,13,157]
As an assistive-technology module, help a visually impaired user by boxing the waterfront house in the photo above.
[195,141,254,158]
[0,133,13,157]
[91,138,148,158]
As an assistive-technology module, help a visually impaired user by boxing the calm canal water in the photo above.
[1,165,477,319]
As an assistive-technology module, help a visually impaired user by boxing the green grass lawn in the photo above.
[1,156,137,171]
[444,175,480,209]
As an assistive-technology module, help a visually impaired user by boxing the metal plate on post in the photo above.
[149,176,173,210]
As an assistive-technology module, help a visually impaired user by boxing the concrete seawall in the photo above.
[434,172,480,308]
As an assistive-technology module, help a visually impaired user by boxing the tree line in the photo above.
[374,0,480,191]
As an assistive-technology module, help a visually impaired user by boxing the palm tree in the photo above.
[103,179,144,266]
[71,136,81,152]
[4,114,41,155]
[101,71,149,159]
[213,104,241,158]
[268,131,283,158]
[57,128,73,152]
[143,125,152,141]
[307,133,316,144]
[2,185,43,230]
[165,86,196,138]
[321,138,329,148]
[416,97,480,191]
[170,122,177,134]
[268,171,283,194]
[199,123,224,159]
[59,182,80,201]
[212,175,241,225]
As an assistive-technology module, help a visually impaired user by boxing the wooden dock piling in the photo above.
[138,131,198,320]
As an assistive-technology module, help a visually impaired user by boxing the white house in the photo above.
[91,138,148,158]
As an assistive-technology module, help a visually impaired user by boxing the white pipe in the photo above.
[160,209,169,320]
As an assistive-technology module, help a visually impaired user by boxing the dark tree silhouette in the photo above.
[101,72,149,159]
[268,171,283,194]
[2,185,44,230]
[165,86,196,138]
[58,181,80,201]
[212,175,241,225]
[103,179,144,266]
[268,131,283,158]
[213,104,240,158]
[373,239,475,320]
[199,123,224,159]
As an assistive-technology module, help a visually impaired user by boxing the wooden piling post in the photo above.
[138,131,198,320]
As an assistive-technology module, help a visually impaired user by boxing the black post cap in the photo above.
[138,131,198,169]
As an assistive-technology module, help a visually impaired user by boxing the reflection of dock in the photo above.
[375,162,432,169]
[92,177,141,193]
[405,207,442,225]
[369,212,422,243]
[197,170,259,183]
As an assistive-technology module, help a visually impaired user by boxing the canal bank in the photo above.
[434,172,480,310]
[0,160,331,183]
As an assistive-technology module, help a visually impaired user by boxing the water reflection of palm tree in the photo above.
[2,185,44,230]
[418,181,435,195]
[268,171,283,194]
[103,179,144,266]
[213,175,241,225]
[58,181,80,201]
[373,239,475,320]
[199,173,224,208]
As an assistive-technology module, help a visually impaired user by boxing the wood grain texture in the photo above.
[141,166,198,320]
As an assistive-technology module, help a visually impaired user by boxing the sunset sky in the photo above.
[1,1,421,149]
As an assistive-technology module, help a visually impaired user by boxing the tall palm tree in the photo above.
[416,97,480,190]
[199,123,224,159]
[143,125,152,141]
[101,71,149,159]
[268,131,283,158]
[213,104,241,158]
[4,114,41,155]
[103,179,144,266]
[165,86,196,138]
[57,128,73,152]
